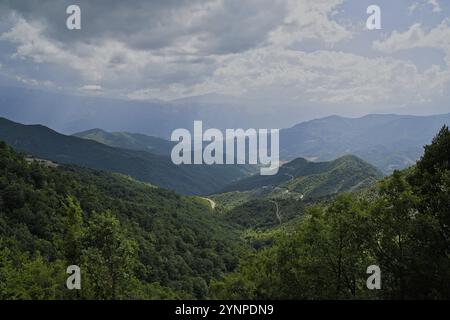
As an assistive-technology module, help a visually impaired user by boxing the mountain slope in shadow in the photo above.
[0,117,253,195]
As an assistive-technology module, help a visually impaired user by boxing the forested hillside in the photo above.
[211,126,450,299]
[214,155,381,228]
[0,117,253,195]
[222,154,381,195]
[0,142,243,299]
[1,126,449,300]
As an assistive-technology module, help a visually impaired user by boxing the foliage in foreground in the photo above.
[211,126,450,299]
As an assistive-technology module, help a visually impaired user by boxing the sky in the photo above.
[0,0,450,121]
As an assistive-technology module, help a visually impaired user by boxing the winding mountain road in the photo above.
[269,200,282,224]
[201,197,216,210]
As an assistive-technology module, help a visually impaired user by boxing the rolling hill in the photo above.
[214,155,382,229]
[221,154,382,198]
[0,117,253,195]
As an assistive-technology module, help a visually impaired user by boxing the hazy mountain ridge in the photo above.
[1,86,449,175]
[73,128,175,156]
[0,86,264,138]
[280,113,450,173]
[0,117,252,195]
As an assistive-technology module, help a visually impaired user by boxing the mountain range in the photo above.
[1,86,449,174]
[0,117,253,195]
[280,113,450,173]
[0,86,268,138]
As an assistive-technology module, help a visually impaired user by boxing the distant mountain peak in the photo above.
[281,113,450,173]
[221,154,381,198]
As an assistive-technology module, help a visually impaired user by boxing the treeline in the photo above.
[0,141,241,299]
[211,126,450,299]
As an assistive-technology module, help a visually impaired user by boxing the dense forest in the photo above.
[211,126,450,299]
[1,126,450,299]
[0,141,243,299]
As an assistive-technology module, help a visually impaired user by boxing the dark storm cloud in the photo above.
[0,0,286,54]
[1,0,447,112]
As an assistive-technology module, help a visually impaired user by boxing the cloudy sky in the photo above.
[0,0,450,120]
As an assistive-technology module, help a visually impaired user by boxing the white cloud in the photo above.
[0,1,353,95]
[374,19,450,65]
[268,0,352,47]
[206,48,450,105]
[428,0,442,13]
[407,0,442,14]
[14,74,54,88]
[1,1,448,109]
[371,19,450,103]
[80,85,103,92]
[408,2,419,14]
[129,47,450,105]
[0,17,102,81]
[0,17,175,85]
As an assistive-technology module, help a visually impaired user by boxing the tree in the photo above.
[368,171,420,298]
[212,196,374,300]
[367,127,450,299]
[408,125,450,298]
[82,211,138,299]
[276,196,372,299]
[63,196,84,265]
[413,125,450,244]
[0,245,66,300]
